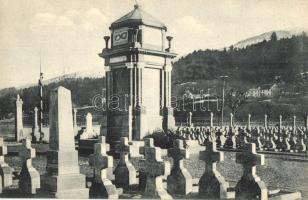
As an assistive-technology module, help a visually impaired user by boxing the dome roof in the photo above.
[110,4,167,30]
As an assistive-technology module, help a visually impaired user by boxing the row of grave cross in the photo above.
[176,124,308,153]
[186,112,308,129]
[87,136,269,199]
[0,135,269,199]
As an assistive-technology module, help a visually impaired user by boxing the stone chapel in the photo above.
[99,4,177,150]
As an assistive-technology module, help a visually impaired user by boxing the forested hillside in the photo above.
[0,77,105,119]
[173,32,308,90]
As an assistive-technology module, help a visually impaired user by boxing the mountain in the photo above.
[16,67,104,90]
[173,32,308,92]
[233,30,302,49]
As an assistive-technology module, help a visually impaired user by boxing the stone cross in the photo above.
[167,139,192,195]
[210,112,214,128]
[140,138,172,199]
[279,115,282,130]
[0,137,12,193]
[264,114,268,129]
[15,94,24,142]
[235,143,268,200]
[248,114,251,130]
[230,113,234,127]
[114,137,137,190]
[89,136,118,199]
[18,138,40,194]
[199,141,233,199]
[42,86,88,198]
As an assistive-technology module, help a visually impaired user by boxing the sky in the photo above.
[0,0,308,89]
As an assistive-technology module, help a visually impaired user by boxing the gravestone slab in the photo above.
[41,86,88,198]
[18,138,40,194]
[0,137,12,194]
[167,139,193,195]
[235,143,268,200]
[89,136,118,199]
[140,138,172,200]
[199,141,234,199]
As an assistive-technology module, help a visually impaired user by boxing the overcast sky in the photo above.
[0,0,308,89]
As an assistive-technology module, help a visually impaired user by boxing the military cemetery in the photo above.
[0,1,307,199]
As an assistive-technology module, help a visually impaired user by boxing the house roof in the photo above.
[260,84,272,90]
[110,4,167,30]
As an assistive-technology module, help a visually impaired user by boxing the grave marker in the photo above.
[199,141,234,199]
[32,107,40,142]
[230,113,234,127]
[0,137,12,194]
[41,86,88,198]
[235,143,268,200]
[210,112,214,128]
[114,137,137,190]
[89,136,118,199]
[15,94,24,142]
[248,114,251,130]
[140,138,172,199]
[264,114,268,129]
[279,115,282,130]
[167,139,192,195]
[18,138,40,194]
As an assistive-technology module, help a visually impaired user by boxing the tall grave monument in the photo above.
[100,4,177,150]
[41,86,88,198]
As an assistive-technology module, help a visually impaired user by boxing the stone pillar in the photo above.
[210,112,214,128]
[163,64,175,131]
[279,115,282,130]
[86,112,95,138]
[73,108,77,127]
[32,107,40,142]
[41,86,88,198]
[188,112,192,127]
[15,94,24,142]
[306,116,308,130]
[264,114,268,129]
[230,113,234,127]
[293,115,296,134]
[73,108,78,136]
[134,65,148,140]
[248,114,251,130]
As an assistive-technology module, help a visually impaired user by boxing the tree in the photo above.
[225,89,247,114]
[270,32,277,41]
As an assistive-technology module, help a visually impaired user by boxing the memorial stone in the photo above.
[18,138,40,194]
[89,136,118,199]
[167,139,193,195]
[235,143,268,200]
[199,141,234,199]
[41,86,88,198]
